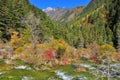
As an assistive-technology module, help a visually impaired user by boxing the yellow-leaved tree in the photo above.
[49,37,68,59]
[100,44,116,61]
[10,31,22,49]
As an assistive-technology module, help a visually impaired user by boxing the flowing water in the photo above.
[0,62,120,80]
[55,70,74,80]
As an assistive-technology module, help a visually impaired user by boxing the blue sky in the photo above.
[29,0,91,9]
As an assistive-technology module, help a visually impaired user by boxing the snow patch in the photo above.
[43,7,56,12]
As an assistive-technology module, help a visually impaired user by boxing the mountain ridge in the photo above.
[44,6,85,23]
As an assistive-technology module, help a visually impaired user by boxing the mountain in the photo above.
[0,0,55,42]
[44,0,120,50]
[0,0,119,51]
[69,0,120,50]
[44,6,84,23]
[44,7,68,22]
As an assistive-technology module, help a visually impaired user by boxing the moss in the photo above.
[0,63,12,71]
[0,63,117,80]
[0,68,60,80]
[0,76,22,80]
[52,65,109,80]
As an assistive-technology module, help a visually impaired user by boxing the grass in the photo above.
[0,59,12,72]
[0,67,60,80]
[55,65,96,80]
[0,59,58,80]
[0,59,119,80]
[1,70,54,80]
[53,64,109,80]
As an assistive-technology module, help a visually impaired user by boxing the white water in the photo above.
[55,70,74,80]
[0,72,5,75]
[14,65,34,71]
[14,66,27,69]
[80,64,95,69]
[22,76,33,80]
[55,70,88,80]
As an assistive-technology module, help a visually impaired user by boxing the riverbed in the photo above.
[0,60,120,80]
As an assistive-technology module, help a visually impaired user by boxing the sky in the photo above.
[29,0,91,9]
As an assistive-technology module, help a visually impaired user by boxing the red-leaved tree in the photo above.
[45,48,55,61]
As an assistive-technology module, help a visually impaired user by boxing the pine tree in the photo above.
[106,0,120,49]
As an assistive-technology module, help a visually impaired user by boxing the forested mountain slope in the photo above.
[67,0,120,50]
[0,0,119,51]
[0,0,56,42]
[42,0,120,51]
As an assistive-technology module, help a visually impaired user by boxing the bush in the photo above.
[99,44,116,61]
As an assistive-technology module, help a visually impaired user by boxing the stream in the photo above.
[79,64,120,78]
[55,70,74,80]
[54,64,120,80]
[0,63,120,80]
[55,70,87,80]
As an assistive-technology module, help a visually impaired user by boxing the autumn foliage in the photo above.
[45,48,55,61]
[0,31,119,66]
